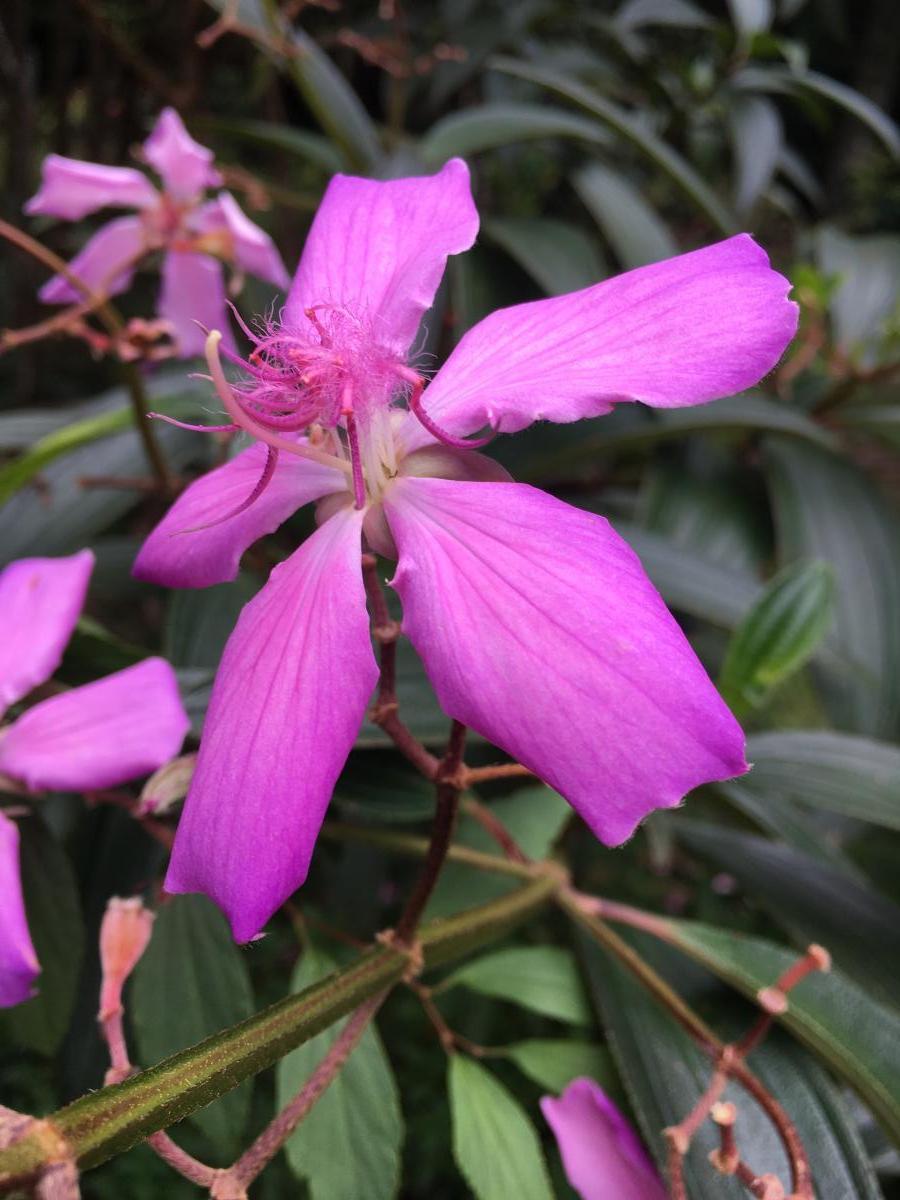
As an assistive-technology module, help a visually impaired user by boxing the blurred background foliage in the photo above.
[1,0,900,1196]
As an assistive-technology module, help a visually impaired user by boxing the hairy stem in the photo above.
[0,874,559,1191]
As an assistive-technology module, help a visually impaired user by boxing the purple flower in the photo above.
[541,1078,668,1200]
[133,159,797,942]
[25,108,289,356]
[0,551,190,1006]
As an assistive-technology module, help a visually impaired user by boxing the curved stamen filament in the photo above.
[205,330,352,478]
[174,446,280,535]
[344,408,367,510]
[398,365,494,450]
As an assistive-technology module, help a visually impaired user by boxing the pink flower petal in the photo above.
[0,812,39,1009]
[25,154,157,220]
[408,234,798,443]
[143,108,220,199]
[133,443,347,588]
[0,659,190,793]
[38,216,147,305]
[541,1079,667,1200]
[197,193,290,289]
[158,250,230,357]
[384,478,746,844]
[0,550,93,712]
[285,158,478,357]
[165,507,377,942]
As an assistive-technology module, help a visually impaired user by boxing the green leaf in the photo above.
[492,57,737,234]
[573,162,678,268]
[195,115,346,172]
[205,0,381,171]
[782,69,900,157]
[503,1039,619,1096]
[662,919,900,1143]
[0,393,197,506]
[4,814,84,1056]
[442,946,592,1026]
[728,94,783,214]
[132,895,255,1156]
[334,753,436,824]
[726,0,773,37]
[615,0,714,31]
[815,226,900,355]
[448,1055,554,1200]
[581,929,885,1198]
[277,944,403,1200]
[426,787,570,918]
[739,730,900,829]
[676,822,900,1008]
[614,522,762,629]
[718,560,833,712]
[765,438,900,736]
[419,102,612,166]
[164,574,260,669]
[483,216,607,295]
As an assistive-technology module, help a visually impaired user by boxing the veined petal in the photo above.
[0,550,93,712]
[25,154,157,220]
[0,659,190,793]
[411,234,798,441]
[158,250,231,357]
[384,478,746,844]
[541,1080,667,1200]
[285,158,478,357]
[39,216,146,305]
[197,193,290,289]
[0,812,39,1008]
[133,443,347,588]
[165,507,377,943]
[143,108,220,199]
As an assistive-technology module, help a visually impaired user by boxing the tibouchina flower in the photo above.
[25,108,289,356]
[0,551,189,1005]
[541,1078,667,1200]
[134,159,797,942]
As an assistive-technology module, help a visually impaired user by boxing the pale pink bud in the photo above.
[99,897,154,1019]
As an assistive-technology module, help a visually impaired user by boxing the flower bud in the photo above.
[99,897,154,1019]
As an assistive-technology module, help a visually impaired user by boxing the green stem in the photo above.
[0,873,559,1191]
[320,821,535,880]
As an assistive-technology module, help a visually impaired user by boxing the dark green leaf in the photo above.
[573,162,678,268]
[718,560,833,713]
[740,730,900,829]
[4,813,84,1055]
[164,574,260,669]
[581,929,885,1197]
[728,94,783,214]
[484,216,607,295]
[196,116,346,172]
[492,57,737,234]
[676,822,900,1008]
[765,438,900,736]
[277,944,403,1200]
[815,226,900,355]
[442,946,592,1026]
[132,895,255,1156]
[419,102,612,166]
[663,919,900,1142]
[448,1055,554,1200]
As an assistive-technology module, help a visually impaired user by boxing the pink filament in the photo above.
[149,412,238,434]
[399,365,494,450]
[173,446,280,534]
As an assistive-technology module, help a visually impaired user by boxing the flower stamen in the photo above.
[398,365,493,450]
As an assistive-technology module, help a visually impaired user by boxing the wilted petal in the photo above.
[0,812,39,1008]
[143,108,220,199]
[197,193,290,289]
[0,659,190,793]
[25,154,157,220]
[133,443,346,588]
[384,478,746,844]
[409,234,798,442]
[158,250,230,356]
[39,216,147,304]
[285,158,478,357]
[165,507,377,942]
[0,550,93,712]
[541,1079,667,1200]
